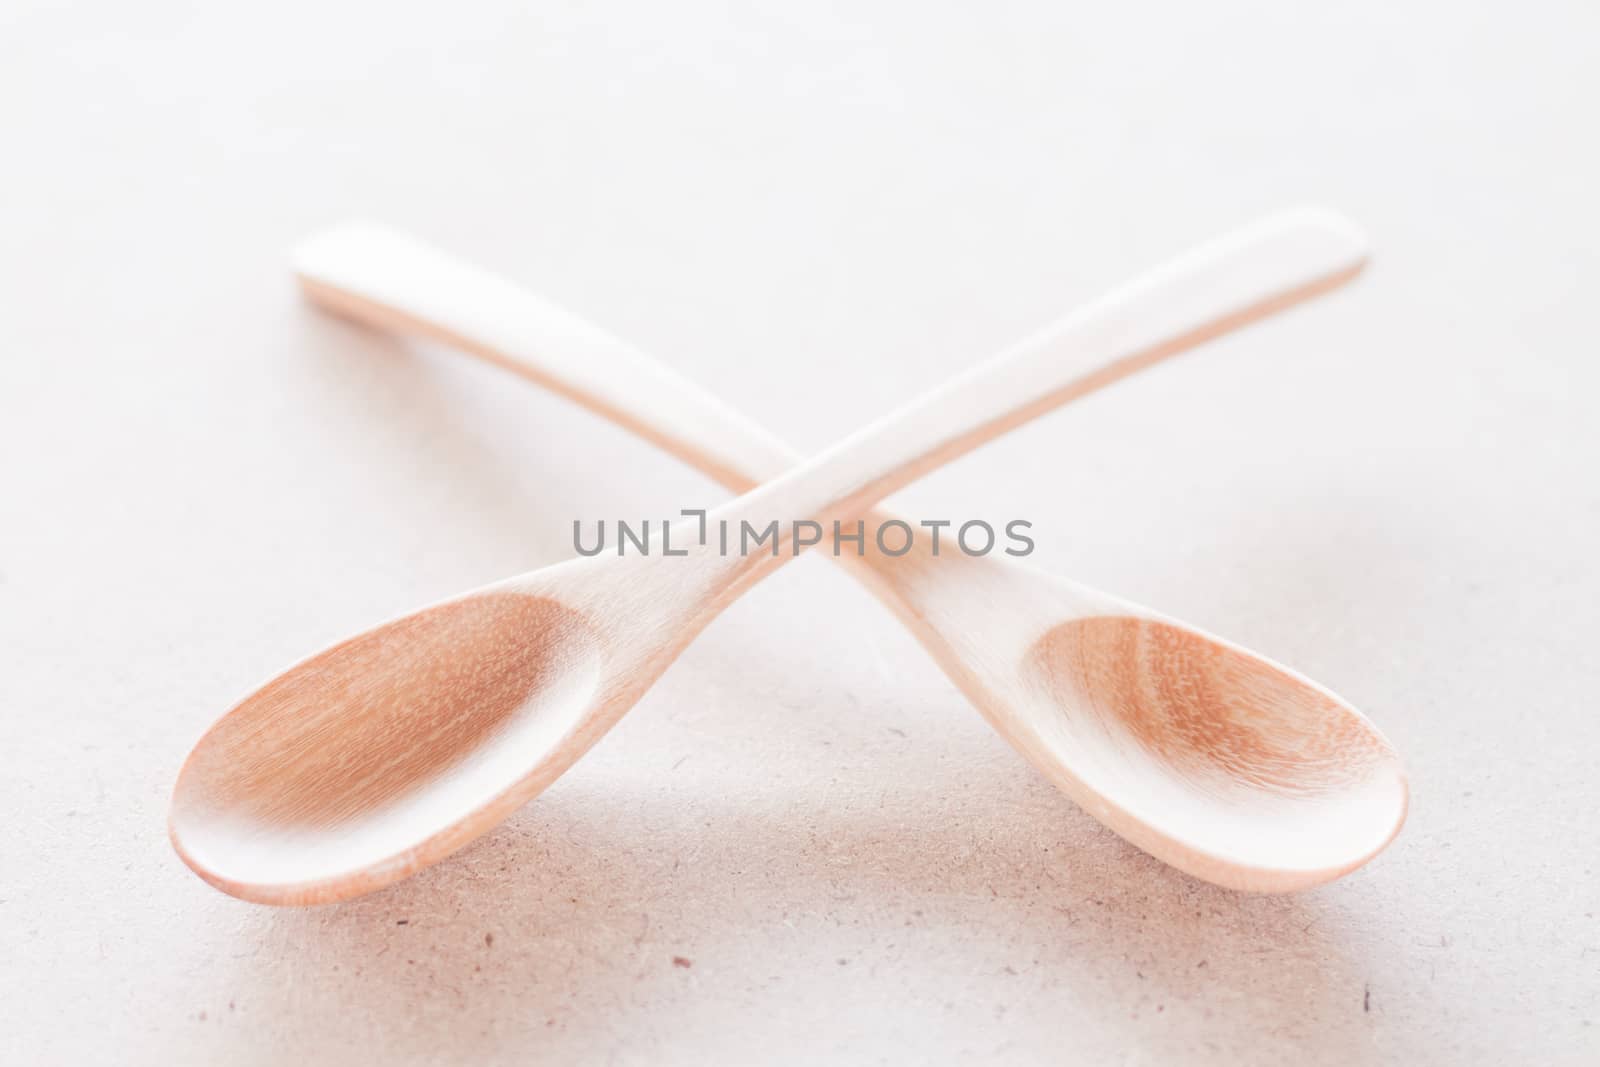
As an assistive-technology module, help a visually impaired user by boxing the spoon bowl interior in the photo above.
[1018,616,1406,889]
[170,591,605,904]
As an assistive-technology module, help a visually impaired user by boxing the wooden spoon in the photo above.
[172,210,1403,904]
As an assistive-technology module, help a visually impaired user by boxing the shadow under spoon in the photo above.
[171,209,1404,904]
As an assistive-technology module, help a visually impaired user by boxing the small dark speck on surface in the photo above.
[1197,960,1207,968]
[887,727,907,737]
[396,919,408,925]
[672,956,692,969]
[485,933,494,947]
[1364,985,1371,1013]
[837,958,849,966]
[228,1001,235,1012]
[198,1011,206,1022]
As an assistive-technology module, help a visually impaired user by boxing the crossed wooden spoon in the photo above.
[170,209,1405,904]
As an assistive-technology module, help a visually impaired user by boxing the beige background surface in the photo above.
[2,2,1597,1063]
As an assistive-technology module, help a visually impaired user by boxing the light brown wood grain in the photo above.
[171,209,1405,904]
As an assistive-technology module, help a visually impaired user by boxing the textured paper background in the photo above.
[1,2,1596,1063]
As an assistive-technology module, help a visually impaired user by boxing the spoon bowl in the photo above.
[845,549,1406,891]
[171,587,609,902]
[1020,614,1404,887]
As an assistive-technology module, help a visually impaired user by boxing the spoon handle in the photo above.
[707,209,1367,545]
[295,224,798,493]
[297,211,1365,534]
